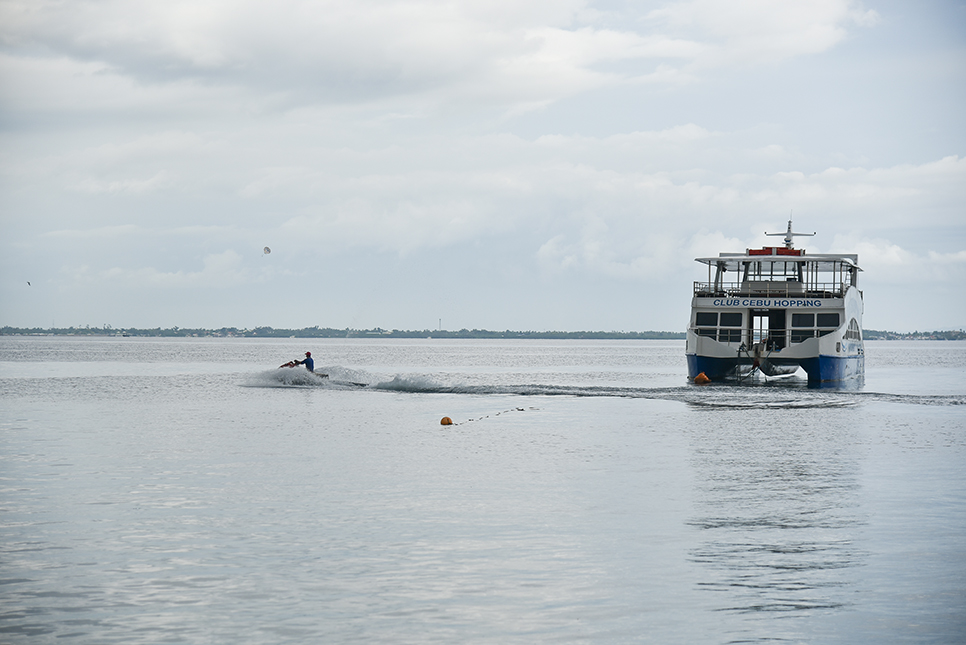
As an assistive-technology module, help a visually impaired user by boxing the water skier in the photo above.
[280,351,315,371]
[296,351,314,372]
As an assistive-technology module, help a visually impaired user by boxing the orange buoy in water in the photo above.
[694,372,711,385]
[440,416,453,426]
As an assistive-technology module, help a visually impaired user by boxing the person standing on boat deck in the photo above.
[295,352,315,372]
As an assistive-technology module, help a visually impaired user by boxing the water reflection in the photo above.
[687,403,864,621]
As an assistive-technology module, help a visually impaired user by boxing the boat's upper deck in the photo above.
[694,247,861,299]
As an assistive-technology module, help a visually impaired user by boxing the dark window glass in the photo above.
[817,313,840,327]
[792,313,814,327]
[719,312,742,327]
[719,329,742,343]
[818,328,835,337]
[695,312,717,326]
[791,330,814,343]
[697,328,717,337]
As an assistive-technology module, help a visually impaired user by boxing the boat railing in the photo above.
[693,281,844,298]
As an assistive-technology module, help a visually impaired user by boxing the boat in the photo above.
[686,220,864,384]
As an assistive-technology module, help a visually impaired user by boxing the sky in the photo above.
[1,0,964,333]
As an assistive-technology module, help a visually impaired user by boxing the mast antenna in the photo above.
[766,219,815,249]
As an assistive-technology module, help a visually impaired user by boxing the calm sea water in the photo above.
[1,337,964,644]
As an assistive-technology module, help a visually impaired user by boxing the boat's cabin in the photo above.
[691,246,862,350]
[692,309,851,350]
[694,247,860,299]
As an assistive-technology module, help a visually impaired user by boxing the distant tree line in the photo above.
[2,326,963,340]
[861,329,966,341]
[0,325,684,339]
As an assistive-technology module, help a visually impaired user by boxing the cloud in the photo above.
[827,238,966,285]
[0,1,624,108]
[277,177,523,256]
[537,224,682,281]
[73,170,170,194]
[647,0,879,68]
[19,119,963,273]
[44,223,235,240]
[0,0,877,115]
[0,53,242,119]
[81,249,255,288]
[45,224,141,239]
[687,230,748,261]
[748,156,966,227]
[536,124,716,151]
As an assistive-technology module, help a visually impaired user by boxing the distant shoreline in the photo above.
[0,326,683,340]
[2,326,964,341]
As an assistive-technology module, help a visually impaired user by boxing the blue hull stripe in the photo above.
[688,354,864,383]
[687,354,737,381]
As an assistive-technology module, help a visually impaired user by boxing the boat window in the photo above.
[697,328,717,337]
[695,312,717,326]
[844,318,862,340]
[817,313,840,327]
[791,330,815,343]
[719,312,742,327]
[792,313,814,327]
[718,329,742,343]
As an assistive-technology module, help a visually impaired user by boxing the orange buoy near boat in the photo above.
[440,416,453,425]
[694,372,711,385]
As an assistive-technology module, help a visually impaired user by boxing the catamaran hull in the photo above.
[799,354,865,382]
[687,352,864,384]
[687,353,737,381]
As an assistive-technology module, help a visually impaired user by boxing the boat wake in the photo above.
[243,366,373,389]
[242,367,965,407]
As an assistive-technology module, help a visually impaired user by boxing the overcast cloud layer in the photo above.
[1,0,964,332]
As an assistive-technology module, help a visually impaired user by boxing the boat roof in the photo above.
[694,248,861,270]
